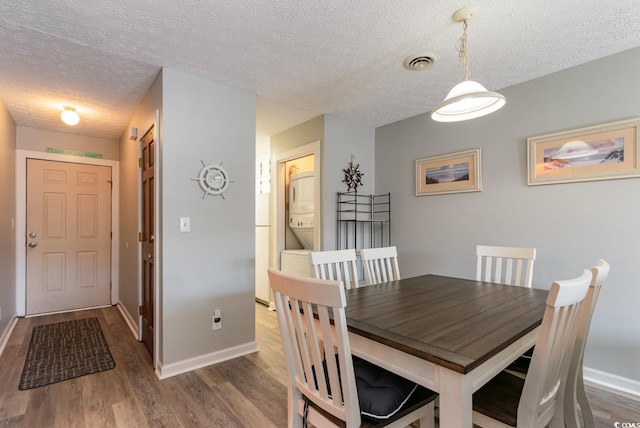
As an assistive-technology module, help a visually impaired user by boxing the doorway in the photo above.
[271,141,322,273]
[15,150,120,317]
[139,126,156,356]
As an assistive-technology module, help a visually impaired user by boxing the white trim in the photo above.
[156,342,258,379]
[153,110,161,372]
[117,301,140,340]
[584,366,640,399]
[0,315,18,358]
[15,150,119,316]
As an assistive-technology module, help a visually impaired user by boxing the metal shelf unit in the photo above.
[336,192,391,251]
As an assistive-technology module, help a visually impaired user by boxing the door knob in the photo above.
[29,232,37,238]
[147,253,154,259]
[28,242,37,248]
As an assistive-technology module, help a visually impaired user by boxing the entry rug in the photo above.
[19,317,115,390]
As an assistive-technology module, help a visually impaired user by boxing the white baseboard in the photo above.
[584,366,640,399]
[116,301,139,340]
[0,315,19,358]
[156,342,259,380]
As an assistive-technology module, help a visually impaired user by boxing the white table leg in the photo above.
[437,366,473,428]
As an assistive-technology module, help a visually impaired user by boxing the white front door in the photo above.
[26,159,112,315]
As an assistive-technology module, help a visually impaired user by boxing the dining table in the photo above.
[343,274,549,428]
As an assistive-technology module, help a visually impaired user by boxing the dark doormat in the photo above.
[19,317,115,390]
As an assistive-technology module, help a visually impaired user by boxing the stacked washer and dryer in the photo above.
[280,171,315,277]
[288,171,314,249]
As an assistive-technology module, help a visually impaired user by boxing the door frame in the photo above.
[271,140,322,274]
[15,150,119,317]
[137,121,160,367]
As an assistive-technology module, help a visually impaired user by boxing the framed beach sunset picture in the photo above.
[528,118,640,186]
[415,148,482,196]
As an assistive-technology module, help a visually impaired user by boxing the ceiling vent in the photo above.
[403,53,437,71]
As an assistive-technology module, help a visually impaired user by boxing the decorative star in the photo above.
[342,157,364,191]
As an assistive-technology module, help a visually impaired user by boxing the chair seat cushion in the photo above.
[352,356,419,422]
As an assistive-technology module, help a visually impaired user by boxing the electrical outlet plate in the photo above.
[212,309,222,330]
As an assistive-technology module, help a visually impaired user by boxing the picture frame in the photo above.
[415,148,482,196]
[527,118,640,186]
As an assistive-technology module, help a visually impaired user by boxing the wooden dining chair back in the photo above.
[268,268,437,428]
[564,259,610,428]
[309,249,360,290]
[360,246,400,285]
[476,245,537,287]
[472,269,593,427]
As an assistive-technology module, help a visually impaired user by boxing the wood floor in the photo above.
[0,304,638,427]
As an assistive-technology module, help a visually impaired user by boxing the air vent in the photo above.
[403,53,437,70]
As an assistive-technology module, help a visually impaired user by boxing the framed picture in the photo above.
[527,118,640,186]
[415,148,482,196]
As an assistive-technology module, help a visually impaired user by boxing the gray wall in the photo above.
[17,126,119,160]
[375,47,640,382]
[118,70,163,326]
[323,115,376,250]
[160,68,256,364]
[118,67,256,367]
[0,96,16,336]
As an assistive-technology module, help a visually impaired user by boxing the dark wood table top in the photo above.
[344,274,549,374]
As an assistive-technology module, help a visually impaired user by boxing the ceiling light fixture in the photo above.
[61,106,80,126]
[431,7,505,122]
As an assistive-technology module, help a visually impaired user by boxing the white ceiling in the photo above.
[1,1,639,141]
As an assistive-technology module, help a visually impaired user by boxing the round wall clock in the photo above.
[191,161,231,199]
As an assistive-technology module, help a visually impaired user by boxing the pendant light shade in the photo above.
[431,80,505,122]
[431,7,505,123]
[61,106,80,126]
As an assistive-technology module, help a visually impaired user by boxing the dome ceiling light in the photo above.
[61,106,80,126]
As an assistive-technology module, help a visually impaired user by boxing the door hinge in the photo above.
[138,158,143,168]
[138,232,144,242]
[139,305,143,316]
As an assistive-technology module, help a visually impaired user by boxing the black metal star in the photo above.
[342,161,364,191]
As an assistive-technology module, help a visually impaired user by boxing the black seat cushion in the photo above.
[309,355,437,425]
[353,356,424,422]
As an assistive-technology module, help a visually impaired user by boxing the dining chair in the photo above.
[268,268,437,428]
[359,246,400,285]
[472,269,593,427]
[506,260,610,428]
[309,248,360,290]
[564,259,609,428]
[476,245,537,287]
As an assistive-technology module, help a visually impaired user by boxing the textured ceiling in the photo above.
[0,0,639,140]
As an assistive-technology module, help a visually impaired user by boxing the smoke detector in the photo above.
[403,53,438,70]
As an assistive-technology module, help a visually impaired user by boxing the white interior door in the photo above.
[26,159,112,315]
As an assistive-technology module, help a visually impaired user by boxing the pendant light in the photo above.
[61,106,80,126]
[431,7,505,122]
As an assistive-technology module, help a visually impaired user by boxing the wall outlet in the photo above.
[212,309,222,330]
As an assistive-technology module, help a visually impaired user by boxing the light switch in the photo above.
[180,217,191,232]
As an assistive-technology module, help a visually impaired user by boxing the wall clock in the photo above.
[191,161,231,199]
